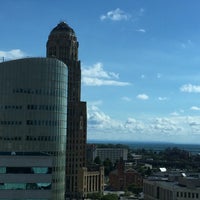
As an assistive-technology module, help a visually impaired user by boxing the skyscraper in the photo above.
[46,22,87,198]
[0,57,68,200]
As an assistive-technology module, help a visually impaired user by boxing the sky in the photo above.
[1,0,200,144]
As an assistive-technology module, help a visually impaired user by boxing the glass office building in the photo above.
[0,57,68,200]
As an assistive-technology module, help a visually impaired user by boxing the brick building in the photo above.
[109,160,143,191]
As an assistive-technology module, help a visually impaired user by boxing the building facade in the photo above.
[47,22,105,199]
[0,153,52,199]
[78,166,104,197]
[46,22,90,199]
[109,160,143,191]
[87,146,128,164]
[0,57,68,200]
[143,172,200,200]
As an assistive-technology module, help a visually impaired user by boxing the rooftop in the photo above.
[50,21,75,35]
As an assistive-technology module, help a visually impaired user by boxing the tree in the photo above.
[87,192,102,199]
[101,193,118,200]
[103,158,113,176]
[127,184,143,195]
[94,156,101,165]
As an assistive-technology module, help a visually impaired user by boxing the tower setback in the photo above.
[47,22,87,199]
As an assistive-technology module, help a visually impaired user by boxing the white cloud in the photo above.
[82,62,130,86]
[100,8,130,21]
[170,112,179,116]
[87,104,200,142]
[190,106,200,111]
[158,97,167,101]
[0,49,26,61]
[88,105,111,126]
[136,29,146,33]
[82,63,118,79]
[137,94,149,100]
[180,84,200,93]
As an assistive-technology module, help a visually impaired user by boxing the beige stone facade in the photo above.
[78,166,104,198]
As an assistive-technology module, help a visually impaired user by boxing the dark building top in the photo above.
[50,21,75,35]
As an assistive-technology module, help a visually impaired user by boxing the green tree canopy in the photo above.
[94,156,101,165]
[101,193,118,200]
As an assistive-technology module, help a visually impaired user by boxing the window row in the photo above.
[0,136,21,141]
[0,135,62,142]
[0,104,66,111]
[0,105,22,110]
[177,191,199,198]
[0,183,51,190]
[0,121,22,125]
[26,135,58,142]
[0,120,66,126]
[0,167,52,174]
[13,88,67,97]
[27,104,65,111]
[26,120,65,126]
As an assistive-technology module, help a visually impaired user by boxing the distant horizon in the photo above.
[87,139,200,154]
[87,139,200,145]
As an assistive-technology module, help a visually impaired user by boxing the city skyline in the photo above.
[1,0,200,143]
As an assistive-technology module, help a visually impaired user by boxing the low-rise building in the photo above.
[143,171,200,200]
[87,144,128,163]
[109,160,143,191]
[78,165,104,198]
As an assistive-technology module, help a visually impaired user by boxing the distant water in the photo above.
[88,140,200,155]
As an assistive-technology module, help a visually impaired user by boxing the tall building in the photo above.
[0,58,68,199]
[46,22,87,198]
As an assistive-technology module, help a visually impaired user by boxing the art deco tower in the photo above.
[46,22,87,198]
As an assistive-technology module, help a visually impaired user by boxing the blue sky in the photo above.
[1,0,200,143]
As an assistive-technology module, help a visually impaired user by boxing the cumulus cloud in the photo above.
[88,105,111,126]
[82,62,130,86]
[100,8,130,21]
[0,49,26,61]
[137,94,149,100]
[100,7,145,22]
[190,106,200,111]
[124,117,145,132]
[180,84,200,93]
[187,116,200,134]
[87,104,200,142]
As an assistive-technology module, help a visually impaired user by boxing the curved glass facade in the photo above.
[0,57,68,200]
